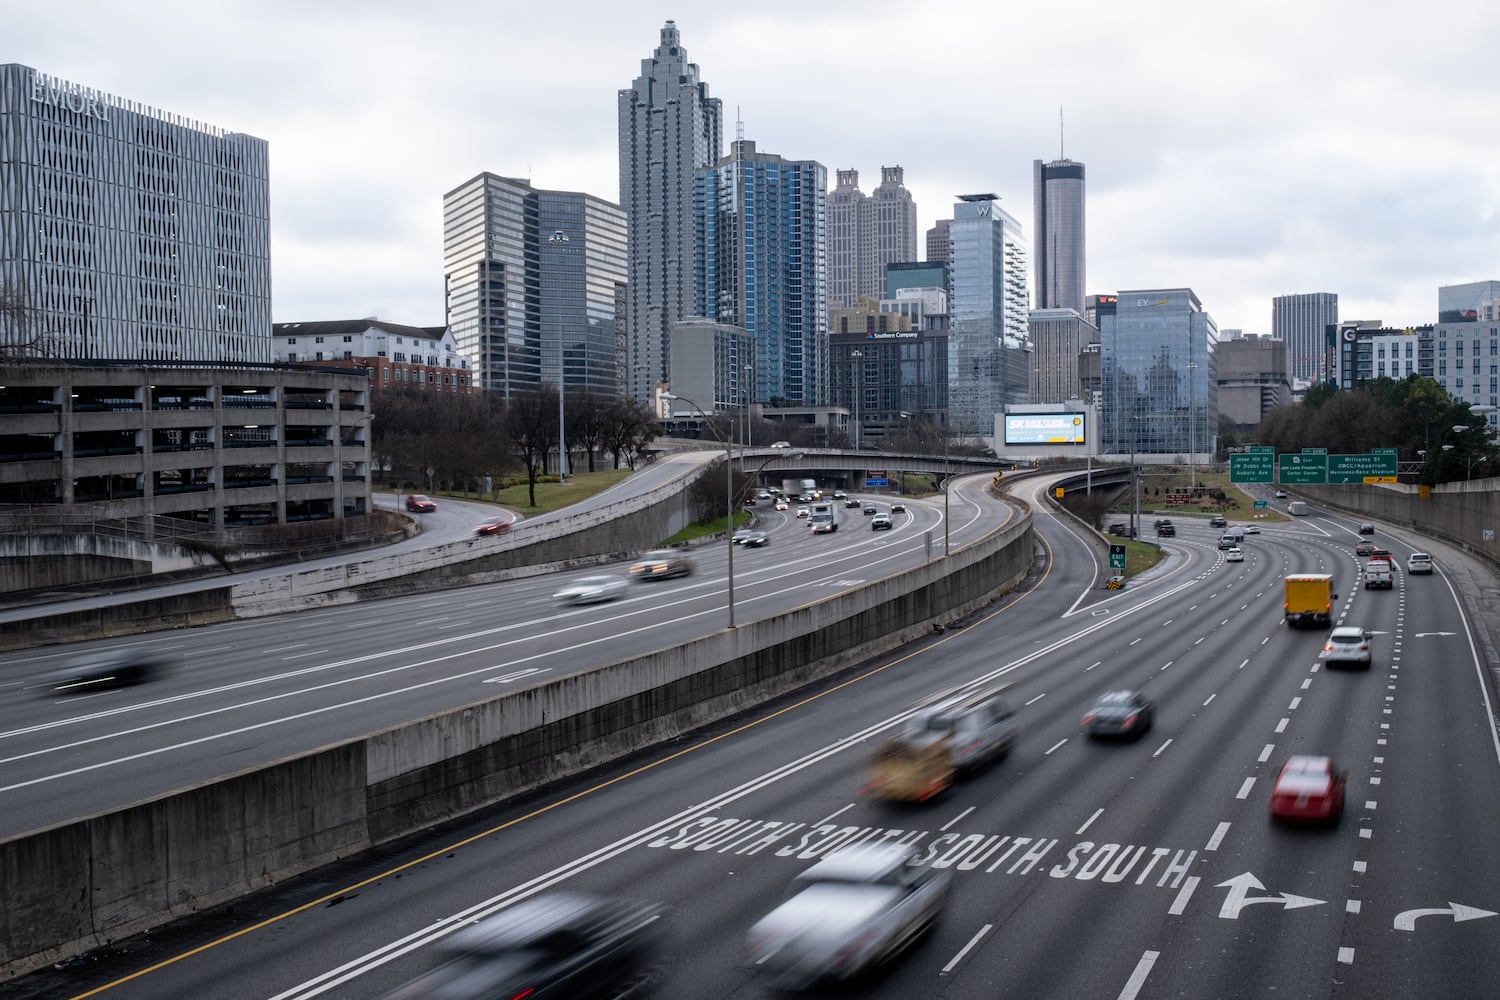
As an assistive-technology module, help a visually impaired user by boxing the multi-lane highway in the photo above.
[0,475,1011,838]
[5,482,1499,999]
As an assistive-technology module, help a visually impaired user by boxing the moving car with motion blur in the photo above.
[1224,546,1244,562]
[1369,547,1393,564]
[735,529,770,547]
[1407,552,1434,574]
[844,497,863,508]
[1321,625,1372,668]
[745,844,949,991]
[861,685,1017,801]
[890,502,907,513]
[1269,755,1346,824]
[405,494,436,513]
[1354,538,1375,556]
[1081,689,1155,739]
[628,549,695,580]
[475,519,510,536]
[871,513,893,531]
[378,892,664,1000]
[1358,522,1375,535]
[554,575,630,605]
[43,649,164,694]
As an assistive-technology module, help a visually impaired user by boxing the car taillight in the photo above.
[507,990,535,1000]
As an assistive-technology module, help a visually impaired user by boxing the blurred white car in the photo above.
[745,844,948,991]
[1407,552,1433,574]
[1224,546,1244,562]
[795,505,810,518]
[554,575,629,605]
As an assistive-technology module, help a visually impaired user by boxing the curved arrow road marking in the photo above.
[1217,872,1326,919]
[1394,902,1497,931]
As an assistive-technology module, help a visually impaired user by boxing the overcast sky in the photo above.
[12,1,1499,334]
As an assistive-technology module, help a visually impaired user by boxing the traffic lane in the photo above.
[1335,571,1500,997]
[0,489,1014,835]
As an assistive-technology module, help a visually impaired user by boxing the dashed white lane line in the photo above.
[1354,861,1368,873]
[1045,739,1068,755]
[1373,756,1384,764]
[1365,800,1377,809]
[1168,876,1200,916]
[1129,638,1143,646]
[1289,696,1302,710]
[1236,778,1256,800]
[1117,950,1161,1000]
[1347,899,1362,914]
[1202,693,1216,707]
[941,807,975,832]
[1338,947,1355,965]
[1276,718,1290,733]
[1239,658,1249,669]
[1025,693,1047,706]
[1259,744,1275,763]
[263,643,307,653]
[1086,661,1101,671]
[1359,829,1373,839]
[1301,678,1312,690]
[282,649,330,661]
[940,923,992,975]
[1152,739,1173,758]
[1370,776,1382,785]
[1206,821,1231,851]
[1076,808,1104,836]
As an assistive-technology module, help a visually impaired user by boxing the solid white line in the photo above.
[941,923,992,975]
[1236,777,1255,800]
[942,807,975,832]
[1259,744,1275,763]
[1206,821,1231,851]
[1117,950,1161,1000]
[1076,808,1104,835]
[1338,947,1355,965]
[1025,693,1046,706]
[1168,876,1200,915]
[1045,739,1068,755]
[1152,739,1173,758]
[1202,693,1216,707]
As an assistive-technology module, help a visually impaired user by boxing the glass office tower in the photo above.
[947,194,1030,437]
[0,64,270,362]
[1272,291,1338,385]
[1032,158,1086,314]
[1102,288,1219,458]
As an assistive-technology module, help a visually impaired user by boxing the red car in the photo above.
[405,494,436,513]
[1269,755,1346,824]
[1369,547,1392,563]
[475,520,510,536]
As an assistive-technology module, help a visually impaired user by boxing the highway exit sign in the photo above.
[1230,453,1273,483]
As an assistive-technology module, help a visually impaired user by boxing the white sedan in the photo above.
[795,505,810,518]
[553,575,629,605]
[1224,547,1244,562]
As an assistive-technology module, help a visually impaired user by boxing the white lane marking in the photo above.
[1338,947,1355,965]
[814,803,856,826]
[941,924,993,975]
[1239,658,1249,669]
[1259,744,1275,763]
[1370,777,1382,785]
[1117,950,1161,1000]
[412,618,448,626]
[1373,756,1384,764]
[283,649,330,661]
[438,621,474,630]
[1347,899,1362,914]
[1076,808,1103,836]
[1168,876,1200,916]
[1160,662,1172,672]
[1354,861,1368,873]
[1086,661,1101,671]
[1365,800,1377,809]
[1206,821,1231,851]
[1202,693,1216,707]
[941,807,975,832]
[482,668,550,685]
[1130,638,1143,646]
[1310,663,1320,672]
[1288,697,1301,710]
[262,644,307,653]
[1236,778,1255,800]
[1045,739,1068,755]
[1301,678,1312,690]
[1025,693,1046,706]
[1377,738,1387,745]
[1152,739,1173,758]
[1275,718,1289,733]
[1194,637,1205,645]
[1360,829,1372,839]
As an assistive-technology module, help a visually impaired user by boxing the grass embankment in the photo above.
[1105,468,1290,577]
[382,468,636,517]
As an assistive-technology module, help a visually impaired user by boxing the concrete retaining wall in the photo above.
[0,588,237,652]
[0,497,1031,980]
[1300,480,1499,571]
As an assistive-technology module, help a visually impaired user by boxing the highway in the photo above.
[7,484,1499,999]
[0,474,1011,838]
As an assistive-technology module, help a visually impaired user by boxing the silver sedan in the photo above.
[745,843,949,990]
[553,575,629,605]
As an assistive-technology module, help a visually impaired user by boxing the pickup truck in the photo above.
[861,685,1018,802]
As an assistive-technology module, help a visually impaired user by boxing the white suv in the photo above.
[1407,552,1434,575]
[1321,626,1372,668]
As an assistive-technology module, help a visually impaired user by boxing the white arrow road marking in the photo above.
[1394,902,1498,931]
[1216,872,1326,919]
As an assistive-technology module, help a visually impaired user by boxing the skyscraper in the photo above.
[827,166,918,310]
[0,64,270,362]
[1032,158,1086,313]
[1103,289,1219,458]
[1272,292,1338,384]
[947,194,1030,437]
[618,21,723,402]
[443,174,625,398]
[926,219,952,266]
[695,139,828,406]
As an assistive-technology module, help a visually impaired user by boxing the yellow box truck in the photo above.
[1284,573,1337,628]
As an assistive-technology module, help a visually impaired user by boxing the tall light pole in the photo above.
[661,391,801,629]
[1187,358,1198,490]
[742,363,754,451]
[849,350,863,450]
[548,229,570,484]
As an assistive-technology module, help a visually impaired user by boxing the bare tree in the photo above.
[506,387,559,507]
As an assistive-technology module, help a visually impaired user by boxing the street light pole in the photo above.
[849,350,863,450]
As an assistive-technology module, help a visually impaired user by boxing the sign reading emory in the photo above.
[29,71,111,123]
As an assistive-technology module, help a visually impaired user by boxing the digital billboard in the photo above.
[1004,413,1086,445]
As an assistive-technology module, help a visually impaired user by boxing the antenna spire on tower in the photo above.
[1059,106,1065,160]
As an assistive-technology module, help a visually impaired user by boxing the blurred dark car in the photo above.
[406,494,436,513]
[1358,522,1375,535]
[1081,689,1154,739]
[745,844,948,991]
[46,649,162,693]
[1209,515,1228,528]
[844,497,862,508]
[379,892,664,1000]
[629,549,695,580]
[475,519,510,536]
[736,530,770,547]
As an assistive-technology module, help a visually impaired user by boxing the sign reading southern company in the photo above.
[1004,413,1086,446]
[1230,453,1273,484]
[28,71,112,122]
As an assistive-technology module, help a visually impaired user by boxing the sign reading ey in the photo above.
[1004,413,1086,446]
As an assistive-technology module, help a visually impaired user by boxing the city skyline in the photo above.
[10,2,1497,338]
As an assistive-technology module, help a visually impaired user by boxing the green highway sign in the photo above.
[1230,452,1274,483]
[1279,452,1328,484]
[1302,447,1328,454]
[1372,447,1398,456]
[1329,453,1398,484]
[1109,544,1127,570]
[1253,500,1269,509]
[1249,445,1275,454]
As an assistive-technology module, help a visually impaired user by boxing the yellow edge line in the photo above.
[72,535,1053,998]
